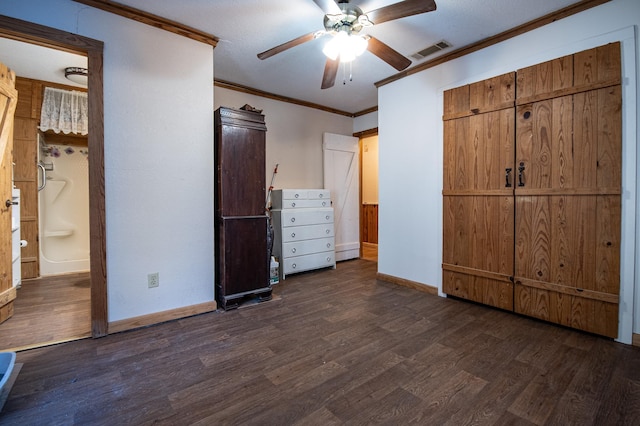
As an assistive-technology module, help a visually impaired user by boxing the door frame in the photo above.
[0,15,108,337]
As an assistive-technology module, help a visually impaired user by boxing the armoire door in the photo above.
[514,43,621,338]
[442,73,516,310]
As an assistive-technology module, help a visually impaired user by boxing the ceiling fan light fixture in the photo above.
[322,32,368,63]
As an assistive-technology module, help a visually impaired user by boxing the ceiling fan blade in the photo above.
[321,57,340,89]
[257,32,317,60]
[367,36,411,71]
[365,0,436,25]
[312,0,342,15]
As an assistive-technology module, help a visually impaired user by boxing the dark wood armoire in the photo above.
[214,106,271,310]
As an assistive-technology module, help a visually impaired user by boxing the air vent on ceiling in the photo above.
[411,40,451,60]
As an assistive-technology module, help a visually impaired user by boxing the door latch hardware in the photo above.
[505,168,512,188]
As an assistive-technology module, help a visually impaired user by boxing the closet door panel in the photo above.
[595,195,621,295]
[573,86,622,189]
[515,194,619,336]
[514,43,621,338]
[574,44,621,87]
[516,54,573,100]
[515,285,572,326]
[443,84,469,118]
[442,119,457,192]
[515,195,551,283]
[443,75,515,311]
[469,72,515,112]
[445,271,512,311]
[443,195,513,275]
[516,97,573,190]
[444,42,621,338]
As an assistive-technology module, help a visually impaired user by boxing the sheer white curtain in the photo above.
[39,87,88,135]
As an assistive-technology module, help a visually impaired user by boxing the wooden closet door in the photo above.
[442,73,515,310]
[514,43,621,338]
[0,62,18,323]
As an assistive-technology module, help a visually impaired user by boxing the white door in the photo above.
[323,132,359,261]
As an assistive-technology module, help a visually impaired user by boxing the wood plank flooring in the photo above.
[2,260,640,425]
[0,273,91,351]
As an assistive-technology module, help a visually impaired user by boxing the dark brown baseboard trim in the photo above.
[108,301,217,334]
[377,272,438,295]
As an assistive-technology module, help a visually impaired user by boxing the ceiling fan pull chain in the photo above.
[349,61,353,82]
[342,61,346,85]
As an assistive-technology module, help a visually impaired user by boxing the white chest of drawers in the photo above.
[271,189,336,280]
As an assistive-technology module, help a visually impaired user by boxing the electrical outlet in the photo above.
[148,272,159,288]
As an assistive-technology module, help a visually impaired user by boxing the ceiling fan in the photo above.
[257,0,437,89]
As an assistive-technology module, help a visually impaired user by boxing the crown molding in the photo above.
[72,0,218,47]
[376,0,611,88]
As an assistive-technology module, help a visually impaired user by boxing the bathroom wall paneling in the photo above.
[13,77,42,279]
[361,204,378,244]
[442,42,622,338]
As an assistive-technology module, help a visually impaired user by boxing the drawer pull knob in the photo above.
[291,233,296,238]
[327,257,331,262]
[327,243,331,248]
[291,202,296,207]
[294,194,299,198]
[292,248,296,253]
[326,229,330,234]
[319,194,323,198]
[291,218,295,223]
[326,215,330,220]
[322,201,326,206]
[292,263,297,269]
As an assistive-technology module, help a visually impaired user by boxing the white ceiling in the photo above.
[0,37,87,89]
[2,0,584,114]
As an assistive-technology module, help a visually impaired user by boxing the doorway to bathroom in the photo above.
[38,88,91,277]
[0,15,108,349]
[1,46,91,351]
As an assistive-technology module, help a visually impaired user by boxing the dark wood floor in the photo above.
[0,273,91,352]
[2,259,639,425]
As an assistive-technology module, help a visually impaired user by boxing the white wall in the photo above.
[1,0,216,321]
[215,86,354,192]
[354,111,378,134]
[378,0,639,344]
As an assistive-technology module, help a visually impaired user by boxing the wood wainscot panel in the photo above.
[362,203,378,244]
